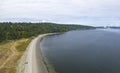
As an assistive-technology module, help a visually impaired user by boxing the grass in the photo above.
[16,39,32,52]
[0,41,9,45]
[9,67,16,73]
[0,38,32,73]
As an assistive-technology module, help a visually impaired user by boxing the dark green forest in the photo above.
[0,22,94,42]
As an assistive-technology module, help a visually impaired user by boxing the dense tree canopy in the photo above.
[0,22,94,42]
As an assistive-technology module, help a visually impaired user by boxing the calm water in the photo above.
[40,29,120,73]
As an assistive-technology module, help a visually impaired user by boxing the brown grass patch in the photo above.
[0,38,32,73]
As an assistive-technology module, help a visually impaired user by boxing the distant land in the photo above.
[96,26,120,29]
[0,22,95,42]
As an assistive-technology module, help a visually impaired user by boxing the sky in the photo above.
[0,0,120,26]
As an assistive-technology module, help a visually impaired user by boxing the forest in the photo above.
[0,22,94,42]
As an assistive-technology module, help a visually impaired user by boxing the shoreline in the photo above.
[17,33,56,73]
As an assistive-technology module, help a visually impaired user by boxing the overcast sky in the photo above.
[0,0,120,26]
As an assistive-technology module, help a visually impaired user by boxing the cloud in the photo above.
[0,0,120,26]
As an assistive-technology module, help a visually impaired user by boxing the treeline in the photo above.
[0,22,94,42]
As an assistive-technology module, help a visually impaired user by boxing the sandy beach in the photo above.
[17,34,53,73]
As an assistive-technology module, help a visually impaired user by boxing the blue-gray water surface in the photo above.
[40,29,120,73]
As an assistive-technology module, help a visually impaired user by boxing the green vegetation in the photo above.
[16,39,32,52]
[0,22,94,42]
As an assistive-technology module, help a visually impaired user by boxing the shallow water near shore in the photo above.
[40,29,120,73]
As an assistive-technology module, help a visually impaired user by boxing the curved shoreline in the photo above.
[17,33,55,73]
